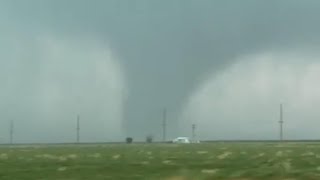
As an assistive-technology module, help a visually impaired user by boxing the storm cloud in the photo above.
[1,0,320,142]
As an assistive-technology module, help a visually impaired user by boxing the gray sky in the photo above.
[1,0,320,143]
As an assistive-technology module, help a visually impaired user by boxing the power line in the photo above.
[162,108,167,142]
[192,124,196,141]
[279,104,284,141]
[10,120,14,144]
[77,115,80,143]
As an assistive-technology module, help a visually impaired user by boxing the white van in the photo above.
[172,137,190,144]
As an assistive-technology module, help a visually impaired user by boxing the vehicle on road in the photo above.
[172,137,191,144]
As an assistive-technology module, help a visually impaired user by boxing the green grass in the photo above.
[1,143,320,179]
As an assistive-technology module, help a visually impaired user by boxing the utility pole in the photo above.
[279,104,284,141]
[162,108,167,142]
[10,120,14,144]
[77,115,80,143]
[192,124,196,141]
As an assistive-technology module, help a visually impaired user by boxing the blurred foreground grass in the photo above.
[0,143,320,179]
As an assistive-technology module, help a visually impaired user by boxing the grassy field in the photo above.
[1,143,320,179]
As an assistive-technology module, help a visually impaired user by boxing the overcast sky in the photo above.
[1,0,320,143]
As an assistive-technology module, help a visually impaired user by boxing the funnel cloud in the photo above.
[1,0,320,142]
